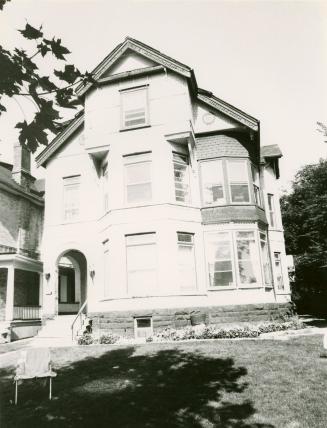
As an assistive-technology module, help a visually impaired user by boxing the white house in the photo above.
[36,37,291,339]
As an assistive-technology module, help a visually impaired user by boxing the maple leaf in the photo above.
[54,64,81,84]
[0,0,11,11]
[19,23,43,40]
[49,38,70,60]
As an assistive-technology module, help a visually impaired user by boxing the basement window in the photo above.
[134,317,153,339]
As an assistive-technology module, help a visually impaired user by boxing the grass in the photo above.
[0,335,326,427]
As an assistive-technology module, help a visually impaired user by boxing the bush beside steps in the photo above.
[78,317,305,345]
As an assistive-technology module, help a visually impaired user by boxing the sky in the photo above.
[0,0,326,190]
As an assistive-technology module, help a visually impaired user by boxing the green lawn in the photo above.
[0,335,326,428]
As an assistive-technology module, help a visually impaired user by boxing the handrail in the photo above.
[71,300,87,341]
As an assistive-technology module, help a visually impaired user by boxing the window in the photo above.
[252,165,262,207]
[134,317,153,339]
[124,153,152,204]
[267,194,275,227]
[63,175,80,221]
[121,86,148,129]
[201,160,225,205]
[173,153,190,203]
[227,160,250,203]
[274,252,284,290]
[260,232,272,285]
[102,163,109,212]
[126,233,157,296]
[236,232,259,284]
[177,233,196,291]
[206,232,234,287]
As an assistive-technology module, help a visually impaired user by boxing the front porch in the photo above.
[0,253,43,341]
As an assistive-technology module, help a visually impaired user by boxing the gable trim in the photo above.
[36,113,84,167]
[198,93,259,131]
[76,38,194,97]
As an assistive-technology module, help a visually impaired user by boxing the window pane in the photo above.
[63,176,80,220]
[201,160,225,205]
[274,252,284,290]
[238,261,257,284]
[177,233,193,243]
[122,88,147,128]
[230,184,250,202]
[228,161,248,182]
[127,183,152,203]
[206,232,233,287]
[126,162,151,184]
[236,233,258,284]
[260,235,272,285]
[210,271,233,287]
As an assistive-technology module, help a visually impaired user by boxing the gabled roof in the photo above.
[76,36,197,97]
[37,37,259,167]
[197,89,259,131]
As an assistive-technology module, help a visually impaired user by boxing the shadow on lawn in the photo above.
[0,346,274,428]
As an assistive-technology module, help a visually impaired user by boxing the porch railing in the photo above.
[71,300,87,341]
[13,306,41,320]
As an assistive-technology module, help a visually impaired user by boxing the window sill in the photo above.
[120,124,151,133]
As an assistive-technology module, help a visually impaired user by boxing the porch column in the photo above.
[5,266,15,321]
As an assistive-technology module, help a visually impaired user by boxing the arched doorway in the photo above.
[56,250,87,315]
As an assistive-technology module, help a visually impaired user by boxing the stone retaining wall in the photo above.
[89,302,294,337]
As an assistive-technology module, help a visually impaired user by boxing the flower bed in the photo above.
[78,317,305,345]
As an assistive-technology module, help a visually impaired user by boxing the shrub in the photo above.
[78,333,94,345]
[99,332,119,344]
[147,317,305,343]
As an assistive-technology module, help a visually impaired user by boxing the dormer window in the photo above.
[120,86,149,130]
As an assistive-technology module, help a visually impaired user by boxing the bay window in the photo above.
[177,232,196,291]
[260,232,272,286]
[251,165,262,207]
[235,232,259,285]
[201,159,225,205]
[126,233,157,296]
[124,153,152,204]
[63,175,80,221]
[121,86,148,130]
[206,232,234,287]
[227,160,250,203]
[173,153,190,203]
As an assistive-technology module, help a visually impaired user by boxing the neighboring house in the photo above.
[36,37,291,339]
[0,143,44,341]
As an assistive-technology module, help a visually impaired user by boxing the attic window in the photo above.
[121,86,149,130]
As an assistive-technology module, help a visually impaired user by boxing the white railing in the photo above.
[13,306,41,320]
[71,300,87,341]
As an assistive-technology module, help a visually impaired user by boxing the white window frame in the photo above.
[173,152,191,204]
[134,317,153,339]
[63,175,80,222]
[235,231,261,287]
[120,85,149,131]
[274,252,284,291]
[259,231,272,287]
[124,153,152,205]
[267,194,276,228]
[126,233,157,297]
[205,231,236,290]
[251,164,262,207]
[177,232,197,292]
[227,159,250,204]
[200,159,226,206]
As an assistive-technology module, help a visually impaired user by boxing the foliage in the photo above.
[280,159,327,313]
[99,332,119,344]
[77,333,94,345]
[146,318,304,343]
[317,121,327,143]
[0,17,93,152]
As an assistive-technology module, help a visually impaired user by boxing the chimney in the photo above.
[12,142,35,190]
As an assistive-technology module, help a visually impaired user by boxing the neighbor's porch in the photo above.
[0,252,43,341]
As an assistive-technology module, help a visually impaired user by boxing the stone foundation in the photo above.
[89,302,294,337]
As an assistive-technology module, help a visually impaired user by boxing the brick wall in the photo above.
[0,187,43,259]
[0,268,7,321]
[14,269,39,306]
[195,134,257,163]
